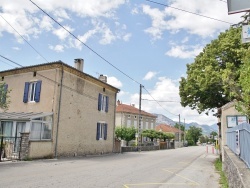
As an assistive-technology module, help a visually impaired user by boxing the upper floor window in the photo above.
[98,93,109,112]
[96,122,107,140]
[23,81,42,103]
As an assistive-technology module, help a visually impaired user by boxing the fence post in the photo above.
[0,136,3,162]
[20,133,30,160]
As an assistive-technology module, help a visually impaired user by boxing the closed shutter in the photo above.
[96,123,101,140]
[105,96,109,112]
[98,93,102,111]
[23,82,29,103]
[104,123,108,140]
[34,80,42,102]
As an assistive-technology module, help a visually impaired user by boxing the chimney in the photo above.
[131,104,135,107]
[99,74,107,83]
[74,58,84,72]
[117,100,121,105]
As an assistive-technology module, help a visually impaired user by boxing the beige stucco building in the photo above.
[0,59,119,158]
[115,100,157,129]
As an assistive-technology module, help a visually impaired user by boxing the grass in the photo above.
[214,158,229,188]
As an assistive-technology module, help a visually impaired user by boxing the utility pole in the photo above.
[178,114,181,148]
[138,84,143,152]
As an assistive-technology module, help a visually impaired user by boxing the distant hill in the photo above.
[154,114,218,135]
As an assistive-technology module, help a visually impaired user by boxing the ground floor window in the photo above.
[96,123,107,140]
[30,122,52,140]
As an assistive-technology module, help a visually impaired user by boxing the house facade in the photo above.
[155,124,182,141]
[115,100,157,130]
[0,59,119,159]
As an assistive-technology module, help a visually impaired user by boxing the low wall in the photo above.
[121,145,159,152]
[223,146,250,188]
[29,141,53,159]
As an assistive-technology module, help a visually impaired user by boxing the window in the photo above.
[134,116,137,119]
[134,120,137,128]
[23,81,42,103]
[96,123,107,140]
[151,122,154,129]
[145,122,149,129]
[0,121,13,137]
[98,93,109,112]
[30,116,52,140]
[127,120,131,127]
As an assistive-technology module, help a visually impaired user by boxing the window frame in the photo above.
[98,93,109,112]
[23,80,42,103]
[96,122,107,140]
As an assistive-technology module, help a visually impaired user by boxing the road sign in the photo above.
[227,0,250,14]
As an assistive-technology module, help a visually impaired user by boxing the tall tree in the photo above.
[179,26,250,114]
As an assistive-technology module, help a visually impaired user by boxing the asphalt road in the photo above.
[0,146,220,188]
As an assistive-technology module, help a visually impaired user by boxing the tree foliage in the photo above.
[141,129,158,141]
[0,83,10,111]
[115,126,136,146]
[186,126,202,146]
[179,27,250,114]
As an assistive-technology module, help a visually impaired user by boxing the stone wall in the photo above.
[223,146,250,188]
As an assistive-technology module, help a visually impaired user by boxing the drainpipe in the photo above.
[54,64,64,158]
[113,93,118,153]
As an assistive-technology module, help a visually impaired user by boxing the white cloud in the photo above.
[49,44,64,52]
[141,0,243,39]
[12,47,20,51]
[125,77,217,125]
[143,71,157,80]
[166,45,203,59]
[123,33,132,42]
[107,76,123,88]
[53,26,74,40]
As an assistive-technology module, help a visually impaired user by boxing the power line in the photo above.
[143,87,179,117]
[145,0,233,25]
[142,98,180,103]
[0,14,49,63]
[29,0,140,85]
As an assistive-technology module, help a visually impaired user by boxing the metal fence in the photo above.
[0,136,21,162]
[226,123,250,168]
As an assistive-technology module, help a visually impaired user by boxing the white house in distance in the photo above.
[115,100,157,130]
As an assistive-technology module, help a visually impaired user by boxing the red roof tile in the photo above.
[155,124,183,133]
[116,103,156,118]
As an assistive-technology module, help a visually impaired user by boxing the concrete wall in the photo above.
[223,146,250,188]
[29,141,53,159]
[56,70,117,156]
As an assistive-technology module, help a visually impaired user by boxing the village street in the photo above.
[0,146,220,188]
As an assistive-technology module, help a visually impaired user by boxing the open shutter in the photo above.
[105,96,109,112]
[98,93,102,111]
[104,123,108,140]
[96,123,100,140]
[2,84,8,103]
[34,80,42,102]
[23,82,29,103]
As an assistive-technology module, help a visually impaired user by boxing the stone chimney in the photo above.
[117,100,121,105]
[74,58,84,72]
[99,74,107,83]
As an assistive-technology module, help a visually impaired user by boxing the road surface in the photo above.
[0,146,220,188]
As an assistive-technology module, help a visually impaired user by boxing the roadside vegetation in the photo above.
[214,158,228,188]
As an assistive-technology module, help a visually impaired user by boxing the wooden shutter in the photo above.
[104,123,108,140]
[105,96,109,112]
[34,80,42,102]
[23,82,29,103]
[98,93,102,111]
[96,123,101,140]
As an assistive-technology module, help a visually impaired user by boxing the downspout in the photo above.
[113,93,118,153]
[54,64,64,158]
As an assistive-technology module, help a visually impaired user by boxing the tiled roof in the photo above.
[116,103,156,118]
[155,124,183,133]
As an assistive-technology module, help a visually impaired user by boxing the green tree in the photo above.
[237,51,250,117]
[186,126,202,146]
[115,126,136,146]
[141,129,158,141]
[174,123,185,131]
[0,83,10,111]
[179,26,250,114]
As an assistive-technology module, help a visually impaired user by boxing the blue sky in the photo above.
[0,0,243,125]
